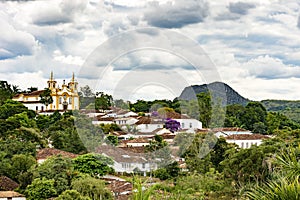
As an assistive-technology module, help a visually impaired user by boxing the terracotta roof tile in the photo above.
[37,148,78,160]
[95,145,148,163]
[0,191,24,198]
[0,176,19,191]
[225,134,270,140]
[212,127,249,132]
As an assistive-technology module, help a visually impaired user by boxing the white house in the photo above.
[213,127,252,138]
[135,117,164,133]
[92,116,115,125]
[225,134,270,149]
[96,145,157,174]
[0,191,26,200]
[122,138,151,147]
[115,117,139,126]
[175,118,202,130]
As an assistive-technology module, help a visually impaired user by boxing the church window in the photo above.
[69,97,72,104]
[59,97,62,104]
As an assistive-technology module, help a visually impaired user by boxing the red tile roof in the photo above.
[0,176,19,191]
[37,148,78,160]
[212,127,249,132]
[0,191,24,198]
[225,134,270,140]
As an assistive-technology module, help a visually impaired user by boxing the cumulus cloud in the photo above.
[244,55,300,79]
[215,1,255,21]
[144,0,209,28]
[31,0,88,26]
[0,17,37,59]
[229,2,255,15]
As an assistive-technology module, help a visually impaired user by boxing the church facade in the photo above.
[13,72,80,113]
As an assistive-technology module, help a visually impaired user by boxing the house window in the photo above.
[246,142,249,148]
[69,97,72,104]
[145,124,148,129]
[36,97,38,100]
[41,106,44,111]
[122,163,131,169]
[182,123,184,128]
[36,106,38,111]
[241,142,244,148]
[189,123,192,128]
[59,97,62,104]
[142,163,145,168]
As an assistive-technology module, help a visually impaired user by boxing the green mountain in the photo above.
[261,100,300,123]
[178,81,249,106]
[179,82,300,123]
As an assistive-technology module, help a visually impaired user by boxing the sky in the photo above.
[1,0,300,101]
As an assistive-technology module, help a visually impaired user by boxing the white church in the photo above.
[13,72,80,113]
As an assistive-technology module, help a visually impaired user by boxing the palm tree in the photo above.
[245,146,300,200]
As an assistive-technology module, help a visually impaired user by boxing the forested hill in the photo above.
[178,81,249,105]
[262,99,300,123]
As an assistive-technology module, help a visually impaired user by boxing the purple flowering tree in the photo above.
[165,118,181,133]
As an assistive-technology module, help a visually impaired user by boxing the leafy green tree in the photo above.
[266,112,300,134]
[72,176,113,200]
[32,156,76,194]
[25,178,57,200]
[154,161,180,180]
[130,100,150,112]
[197,92,212,128]
[105,135,118,146]
[221,145,270,185]
[7,111,37,128]
[146,135,167,152]
[0,100,29,119]
[210,98,226,128]
[99,123,121,134]
[114,99,129,109]
[210,137,234,172]
[11,154,36,182]
[174,132,195,156]
[72,154,114,177]
[56,190,91,200]
[183,132,217,173]
[0,151,11,177]
[224,104,245,127]
[241,102,267,132]
[39,88,53,110]
[95,92,113,110]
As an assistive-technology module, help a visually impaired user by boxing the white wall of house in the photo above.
[23,102,45,112]
[137,124,163,133]
[226,139,263,149]
[0,197,26,200]
[126,142,150,147]
[115,118,138,126]
[113,161,156,173]
[175,119,202,130]
[92,120,114,125]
